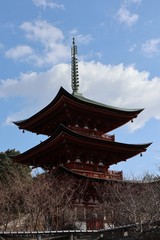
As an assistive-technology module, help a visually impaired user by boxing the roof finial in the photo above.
[71,38,79,95]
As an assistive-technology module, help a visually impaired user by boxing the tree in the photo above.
[0,149,31,184]
[96,179,160,240]
[0,149,32,230]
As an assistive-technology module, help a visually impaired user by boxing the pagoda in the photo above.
[12,38,151,230]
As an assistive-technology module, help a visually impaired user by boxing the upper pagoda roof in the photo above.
[13,87,143,135]
[11,124,151,170]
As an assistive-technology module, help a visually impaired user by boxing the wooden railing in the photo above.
[69,126,115,142]
[65,162,123,181]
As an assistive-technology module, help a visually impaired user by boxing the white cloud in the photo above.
[5,21,94,67]
[142,38,160,57]
[116,0,141,27]
[5,20,69,66]
[116,6,139,27]
[129,43,137,52]
[1,62,160,133]
[69,29,93,45]
[20,20,64,48]
[32,0,64,9]
[5,45,33,60]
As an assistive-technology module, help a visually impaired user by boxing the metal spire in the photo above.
[71,38,79,95]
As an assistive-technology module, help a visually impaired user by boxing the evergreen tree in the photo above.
[0,149,31,184]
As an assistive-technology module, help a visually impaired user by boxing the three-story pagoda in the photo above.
[13,39,151,181]
[12,39,151,230]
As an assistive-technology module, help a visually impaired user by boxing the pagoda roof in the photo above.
[13,87,144,135]
[55,165,120,182]
[12,124,151,170]
[55,165,137,184]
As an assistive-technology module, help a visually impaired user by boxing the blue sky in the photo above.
[0,0,160,178]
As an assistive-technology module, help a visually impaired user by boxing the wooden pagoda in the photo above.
[12,38,151,230]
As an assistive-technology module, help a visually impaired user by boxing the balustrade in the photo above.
[65,162,123,180]
[69,126,115,141]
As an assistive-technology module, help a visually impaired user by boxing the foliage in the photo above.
[0,149,31,184]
